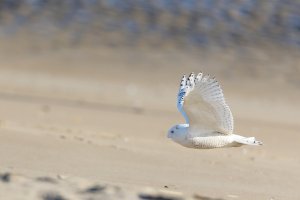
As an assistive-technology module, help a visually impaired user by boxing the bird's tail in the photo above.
[234,136,263,146]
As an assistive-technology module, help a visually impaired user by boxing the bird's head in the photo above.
[167,124,189,141]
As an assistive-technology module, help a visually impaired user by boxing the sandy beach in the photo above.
[0,47,300,199]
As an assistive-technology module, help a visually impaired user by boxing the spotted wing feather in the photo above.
[177,75,190,123]
[178,72,234,135]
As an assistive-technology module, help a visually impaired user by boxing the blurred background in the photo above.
[0,0,299,129]
[0,0,299,109]
[1,0,300,83]
[0,1,300,199]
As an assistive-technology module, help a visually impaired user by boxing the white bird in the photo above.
[167,72,262,149]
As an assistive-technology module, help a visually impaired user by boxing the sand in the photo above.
[0,47,299,200]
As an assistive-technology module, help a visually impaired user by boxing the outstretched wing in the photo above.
[177,72,233,135]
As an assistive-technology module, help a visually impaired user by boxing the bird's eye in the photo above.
[171,130,174,133]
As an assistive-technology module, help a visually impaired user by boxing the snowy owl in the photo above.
[167,72,262,149]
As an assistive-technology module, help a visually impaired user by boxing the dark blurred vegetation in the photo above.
[0,0,300,50]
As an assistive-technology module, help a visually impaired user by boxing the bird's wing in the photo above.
[177,74,190,124]
[177,72,233,136]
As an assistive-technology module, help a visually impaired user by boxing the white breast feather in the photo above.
[177,72,234,136]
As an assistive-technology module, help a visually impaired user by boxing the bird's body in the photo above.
[168,72,262,149]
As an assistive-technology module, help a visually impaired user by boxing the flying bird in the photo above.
[168,72,262,149]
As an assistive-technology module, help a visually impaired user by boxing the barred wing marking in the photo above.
[177,72,234,135]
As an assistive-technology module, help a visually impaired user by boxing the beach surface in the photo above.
[0,48,299,200]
